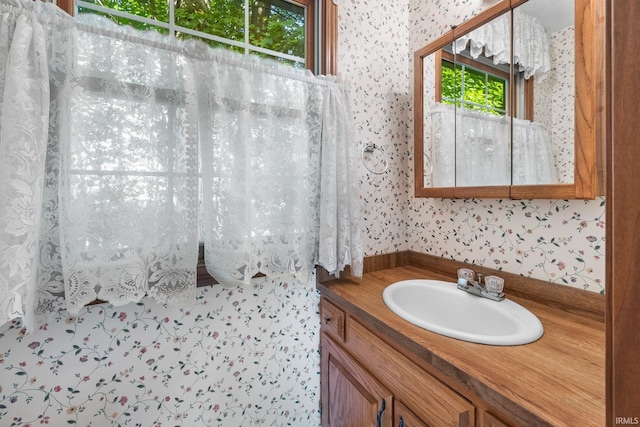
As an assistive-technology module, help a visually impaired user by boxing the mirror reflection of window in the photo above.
[416,0,601,197]
[439,50,508,117]
[437,48,535,120]
[436,13,514,187]
[428,3,570,187]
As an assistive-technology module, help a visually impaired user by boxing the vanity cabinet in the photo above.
[321,334,393,426]
[320,296,477,427]
[318,258,606,426]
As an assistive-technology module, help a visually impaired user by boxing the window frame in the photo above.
[435,49,534,120]
[54,0,338,287]
[56,0,338,74]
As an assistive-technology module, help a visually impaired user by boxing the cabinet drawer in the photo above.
[346,318,475,427]
[483,411,512,427]
[395,400,429,427]
[321,297,345,341]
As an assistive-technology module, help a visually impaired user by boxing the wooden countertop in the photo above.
[318,264,605,427]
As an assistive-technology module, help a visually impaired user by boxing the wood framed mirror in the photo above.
[414,0,605,199]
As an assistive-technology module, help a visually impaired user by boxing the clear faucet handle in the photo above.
[457,268,475,282]
[484,275,504,294]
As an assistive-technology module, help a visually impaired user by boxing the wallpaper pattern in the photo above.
[0,278,321,426]
[402,0,605,293]
[340,0,605,293]
[338,0,412,256]
[406,198,605,292]
[535,26,576,184]
[0,0,605,426]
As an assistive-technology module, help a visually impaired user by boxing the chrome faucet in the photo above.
[456,269,505,302]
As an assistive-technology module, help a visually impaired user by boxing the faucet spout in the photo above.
[456,270,505,302]
[469,273,484,291]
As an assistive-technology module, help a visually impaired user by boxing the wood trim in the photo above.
[317,250,605,322]
[415,29,513,198]
[315,251,410,282]
[510,183,578,199]
[86,265,218,306]
[607,0,640,424]
[414,46,426,196]
[362,252,410,273]
[196,264,218,287]
[452,2,511,38]
[55,0,74,15]
[523,76,534,121]
[434,50,443,102]
[415,31,455,60]
[453,185,510,199]
[415,186,455,198]
[573,0,599,199]
[511,0,529,9]
[297,0,315,72]
[321,0,338,75]
[594,0,607,197]
[196,264,267,287]
[315,268,336,283]
[510,0,529,8]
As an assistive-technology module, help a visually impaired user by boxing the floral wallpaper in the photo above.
[405,0,605,293]
[339,0,605,293]
[535,26,576,184]
[406,198,605,292]
[0,278,321,426]
[337,0,412,256]
[0,0,606,426]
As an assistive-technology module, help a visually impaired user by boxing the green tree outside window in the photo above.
[77,0,307,67]
[441,59,507,116]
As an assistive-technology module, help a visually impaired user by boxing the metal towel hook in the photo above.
[361,142,389,175]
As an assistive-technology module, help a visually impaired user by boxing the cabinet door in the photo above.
[346,318,475,426]
[394,401,429,427]
[321,334,393,427]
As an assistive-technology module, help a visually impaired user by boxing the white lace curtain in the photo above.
[453,9,551,79]
[197,41,362,286]
[429,103,557,187]
[0,0,362,332]
[512,117,558,185]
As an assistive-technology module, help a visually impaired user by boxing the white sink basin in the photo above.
[382,279,543,345]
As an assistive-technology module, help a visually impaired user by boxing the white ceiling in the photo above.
[518,0,574,34]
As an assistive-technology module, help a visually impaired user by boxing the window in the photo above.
[436,49,533,120]
[52,0,340,287]
[70,0,317,71]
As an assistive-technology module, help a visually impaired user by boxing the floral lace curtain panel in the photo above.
[429,103,558,187]
[0,0,363,333]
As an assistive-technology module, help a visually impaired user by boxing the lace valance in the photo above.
[453,9,552,79]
